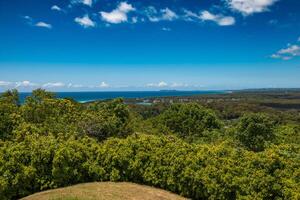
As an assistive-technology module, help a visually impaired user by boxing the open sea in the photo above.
[17,91,226,103]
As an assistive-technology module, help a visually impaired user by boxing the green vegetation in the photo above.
[156,103,221,139]
[0,89,299,200]
[235,113,275,152]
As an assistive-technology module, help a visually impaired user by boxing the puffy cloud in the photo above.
[227,0,279,16]
[118,2,135,12]
[200,11,235,26]
[35,22,52,29]
[158,81,168,87]
[51,5,62,11]
[278,45,300,55]
[23,16,52,29]
[271,44,300,60]
[75,15,96,28]
[42,82,65,88]
[83,0,92,6]
[15,81,37,88]
[184,10,235,26]
[147,81,168,87]
[99,82,109,88]
[71,0,93,7]
[100,2,135,24]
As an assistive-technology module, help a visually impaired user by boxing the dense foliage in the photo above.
[0,89,299,200]
[235,113,276,152]
[156,103,221,139]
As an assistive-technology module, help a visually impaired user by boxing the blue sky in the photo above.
[0,0,300,91]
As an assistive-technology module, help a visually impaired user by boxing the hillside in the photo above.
[21,182,187,200]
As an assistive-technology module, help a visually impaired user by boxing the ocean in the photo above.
[17,91,226,103]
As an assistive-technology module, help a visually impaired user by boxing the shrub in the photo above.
[156,103,222,139]
[236,113,276,151]
[1,134,299,200]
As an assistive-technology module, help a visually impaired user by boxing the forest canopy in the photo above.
[0,89,299,200]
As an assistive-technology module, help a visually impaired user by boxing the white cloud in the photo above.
[145,7,178,22]
[170,83,189,88]
[99,82,109,88]
[71,0,93,7]
[183,9,199,21]
[162,27,171,31]
[0,81,13,87]
[184,10,235,26]
[15,81,37,88]
[271,44,300,60]
[132,17,138,23]
[23,16,32,20]
[35,22,52,29]
[227,0,279,16]
[199,11,235,26]
[51,5,62,11]
[145,6,159,22]
[147,81,168,88]
[67,83,83,88]
[161,8,178,21]
[146,81,193,88]
[42,82,65,88]
[75,15,96,28]
[83,0,92,6]
[118,2,135,12]
[278,45,300,56]
[158,81,168,87]
[100,2,135,24]
[23,16,52,29]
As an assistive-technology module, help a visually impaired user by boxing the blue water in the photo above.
[17,91,226,103]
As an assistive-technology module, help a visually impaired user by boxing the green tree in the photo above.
[80,99,132,140]
[236,113,276,151]
[0,90,21,139]
[30,89,55,102]
[1,89,19,105]
[156,103,221,139]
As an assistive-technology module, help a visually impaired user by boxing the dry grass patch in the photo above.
[22,182,187,200]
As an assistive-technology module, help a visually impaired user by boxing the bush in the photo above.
[1,134,299,200]
[0,90,21,140]
[156,103,222,139]
[79,98,133,140]
[235,113,276,151]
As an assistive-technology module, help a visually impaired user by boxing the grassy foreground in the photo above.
[21,182,187,200]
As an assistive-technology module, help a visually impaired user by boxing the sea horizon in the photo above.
[14,90,227,103]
